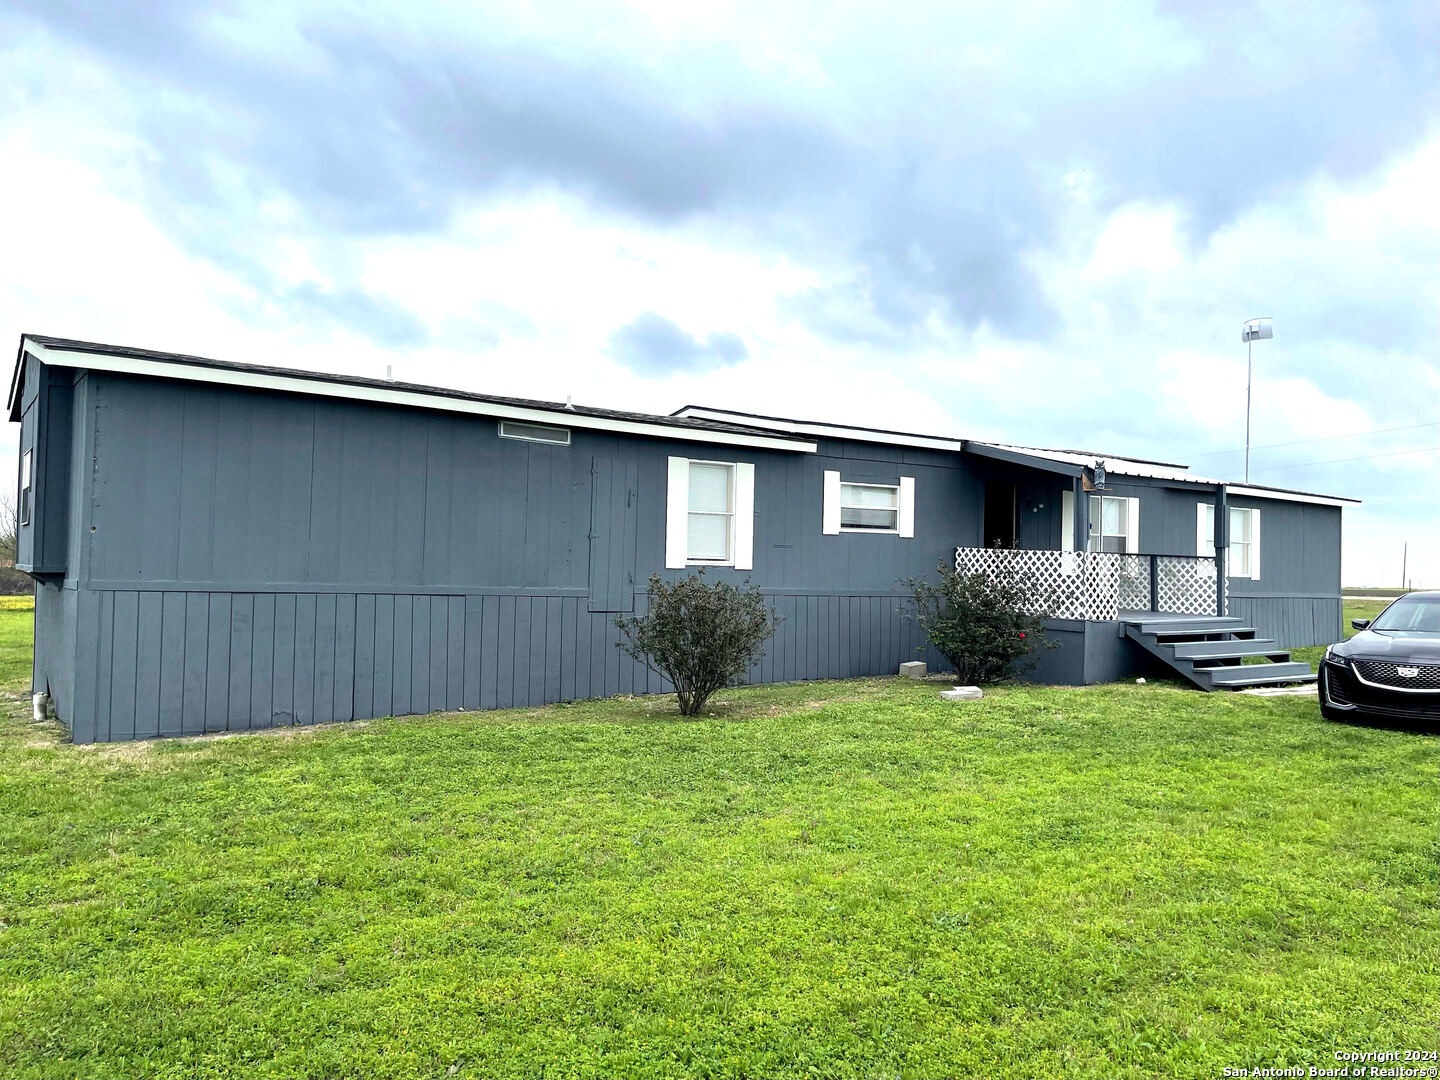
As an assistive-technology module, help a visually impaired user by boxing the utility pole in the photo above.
[1401,542,1407,591]
[1241,318,1273,484]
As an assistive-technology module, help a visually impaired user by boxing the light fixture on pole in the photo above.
[1241,317,1273,483]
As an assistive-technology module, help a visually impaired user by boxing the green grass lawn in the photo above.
[1,598,1437,1079]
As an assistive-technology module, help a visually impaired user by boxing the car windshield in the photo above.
[1369,595,1440,633]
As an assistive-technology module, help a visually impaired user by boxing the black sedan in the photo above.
[1321,592,1440,724]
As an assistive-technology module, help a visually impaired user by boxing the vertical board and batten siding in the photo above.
[61,373,968,742]
[1224,496,1343,646]
[75,588,939,743]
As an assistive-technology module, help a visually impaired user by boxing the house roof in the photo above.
[8,335,818,453]
[9,335,1361,507]
[674,406,1359,507]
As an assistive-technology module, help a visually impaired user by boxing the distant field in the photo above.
[1285,599,1393,672]
[1342,587,1415,598]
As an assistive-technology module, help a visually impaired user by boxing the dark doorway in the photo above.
[983,481,1018,549]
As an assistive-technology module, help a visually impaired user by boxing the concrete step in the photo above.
[1206,663,1316,688]
[1170,639,1282,659]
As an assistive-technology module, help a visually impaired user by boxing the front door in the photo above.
[587,456,639,613]
[983,481,1018,549]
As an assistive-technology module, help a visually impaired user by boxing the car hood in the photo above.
[1335,630,1440,662]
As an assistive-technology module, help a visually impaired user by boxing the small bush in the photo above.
[615,571,781,716]
[904,561,1052,685]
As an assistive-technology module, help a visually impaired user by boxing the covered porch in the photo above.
[952,547,1227,622]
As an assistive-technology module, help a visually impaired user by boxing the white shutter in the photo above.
[1250,507,1261,580]
[898,476,915,538]
[733,462,755,570]
[1197,503,1214,557]
[1125,497,1141,554]
[822,470,841,535]
[665,456,688,568]
[1061,490,1074,552]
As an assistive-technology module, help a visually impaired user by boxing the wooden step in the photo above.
[1205,663,1316,687]
[1171,639,1285,660]
[1150,626,1260,642]
[1134,617,1249,635]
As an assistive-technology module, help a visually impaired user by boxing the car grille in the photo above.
[1326,666,1440,722]
[1353,659,1440,691]
[1324,667,1352,706]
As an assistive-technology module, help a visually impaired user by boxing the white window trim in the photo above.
[822,471,914,538]
[1198,503,1262,580]
[665,456,754,570]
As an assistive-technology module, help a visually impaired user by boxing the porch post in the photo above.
[1214,483,1228,616]
[1072,477,1088,553]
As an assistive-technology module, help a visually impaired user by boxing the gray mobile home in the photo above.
[11,335,1356,743]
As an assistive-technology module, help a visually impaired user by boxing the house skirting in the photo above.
[1021,618,1165,687]
[47,587,957,743]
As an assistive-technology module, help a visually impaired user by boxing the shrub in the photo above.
[904,561,1052,685]
[615,571,781,716]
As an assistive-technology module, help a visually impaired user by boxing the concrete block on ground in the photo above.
[898,661,927,679]
[940,685,983,701]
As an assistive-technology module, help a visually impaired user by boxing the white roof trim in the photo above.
[675,406,967,452]
[23,340,817,454]
[1225,485,1357,508]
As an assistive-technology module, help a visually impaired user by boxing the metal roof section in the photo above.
[671,405,968,451]
[9,336,818,453]
[966,442,1359,506]
[969,442,1209,483]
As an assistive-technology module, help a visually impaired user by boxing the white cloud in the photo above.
[0,2,1436,586]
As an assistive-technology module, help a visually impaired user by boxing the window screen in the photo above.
[1087,495,1129,553]
[687,462,733,561]
[1200,504,1255,576]
[499,420,571,445]
[840,483,899,531]
[20,450,31,526]
[1229,508,1253,577]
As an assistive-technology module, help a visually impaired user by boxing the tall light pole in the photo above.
[1241,317,1273,483]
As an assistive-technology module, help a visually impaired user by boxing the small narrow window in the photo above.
[499,420,571,445]
[686,462,734,562]
[20,450,31,526]
[840,482,899,532]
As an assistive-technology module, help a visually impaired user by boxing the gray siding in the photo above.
[57,374,970,741]
[14,361,73,574]
[21,362,1348,741]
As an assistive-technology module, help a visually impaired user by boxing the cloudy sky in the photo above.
[2,1,1436,585]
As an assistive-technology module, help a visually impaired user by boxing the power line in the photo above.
[1250,444,1440,474]
[1183,421,1440,461]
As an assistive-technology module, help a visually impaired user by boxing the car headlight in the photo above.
[1323,645,1348,667]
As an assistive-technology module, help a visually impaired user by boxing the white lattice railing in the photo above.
[953,548,1227,622]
